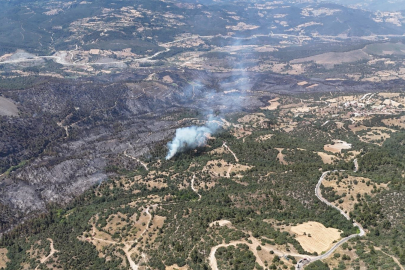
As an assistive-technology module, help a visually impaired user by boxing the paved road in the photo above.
[296,170,366,269]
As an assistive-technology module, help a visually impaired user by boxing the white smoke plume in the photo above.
[165,119,220,160]
[166,39,253,160]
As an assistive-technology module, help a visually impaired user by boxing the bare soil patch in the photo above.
[133,171,168,190]
[324,245,362,270]
[290,222,341,254]
[356,127,396,145]
[256,134,274,142]
[209,147,225,155]
[348,124,367,132]
[383,116,405,129]
[324,140,352,153]
[209,220,232,227]
[323,174,388,213]
[202,159,251,179]
[317,152,337,164]
[231,127,252,139]
[0,248,9,269]
[275,148,288,165]
[237,113,267,127]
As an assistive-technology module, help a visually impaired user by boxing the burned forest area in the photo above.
[2,0,405,270]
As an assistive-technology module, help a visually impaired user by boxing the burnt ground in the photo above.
[0,68,401,234]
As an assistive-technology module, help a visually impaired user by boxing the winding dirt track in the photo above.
[34,238,58,270]
[124,149,149,171]
[375,247,405,270]
[89,207,152,270]
[223,142,239,162]
[190,174,201,201]
[209,233,311,270]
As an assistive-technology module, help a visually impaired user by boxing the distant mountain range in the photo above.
[0,0,405,57]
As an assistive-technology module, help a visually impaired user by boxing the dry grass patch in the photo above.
[148,215,166,242]
[290,222,342,254]
[382,116,405,129]
[202,159,251,179]
[0,248,9,269]
[323,174,388,213]
[356,127,396,145]
[133,171,168,190]
[324,140,352,153]
[348,124,367,132]
[317,152,337,164]
[326,95,359,103]
[256,134,274,142]
[275,148,288,165]
[291,104,317,114]
[231,127,252,139]
[26,240,46,261]
[324,245,360,269]
[237,113,267,126]
[103,212,138,241]
[209,147,225,155]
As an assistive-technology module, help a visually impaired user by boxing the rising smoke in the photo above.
[165,39,253,160]
[165,119,220,160]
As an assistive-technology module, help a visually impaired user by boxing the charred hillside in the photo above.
[0,69,395,234]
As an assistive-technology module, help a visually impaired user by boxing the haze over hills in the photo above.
[1,0,405,270]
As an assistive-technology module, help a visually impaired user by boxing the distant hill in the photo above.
[0,0,404,57]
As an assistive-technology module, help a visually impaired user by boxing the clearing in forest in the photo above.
[0,248,9,269]
[317,152,337,164]
[275,148,288,165]
[354,127,396,146]
[324,140,352,153]
[202,159,251,179]
[323,175,388,213]
[290,222,341,254]
[382,116,405,129]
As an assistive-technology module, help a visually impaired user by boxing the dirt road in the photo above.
[35,238,58,270]
[124,149,149,171]
[353,159,359,172]
[88,207,152,270]
[190,174,201,201]
[223,142,239,162]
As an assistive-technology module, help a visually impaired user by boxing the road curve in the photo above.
[297,170,365,269]
[35,238,58,270]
